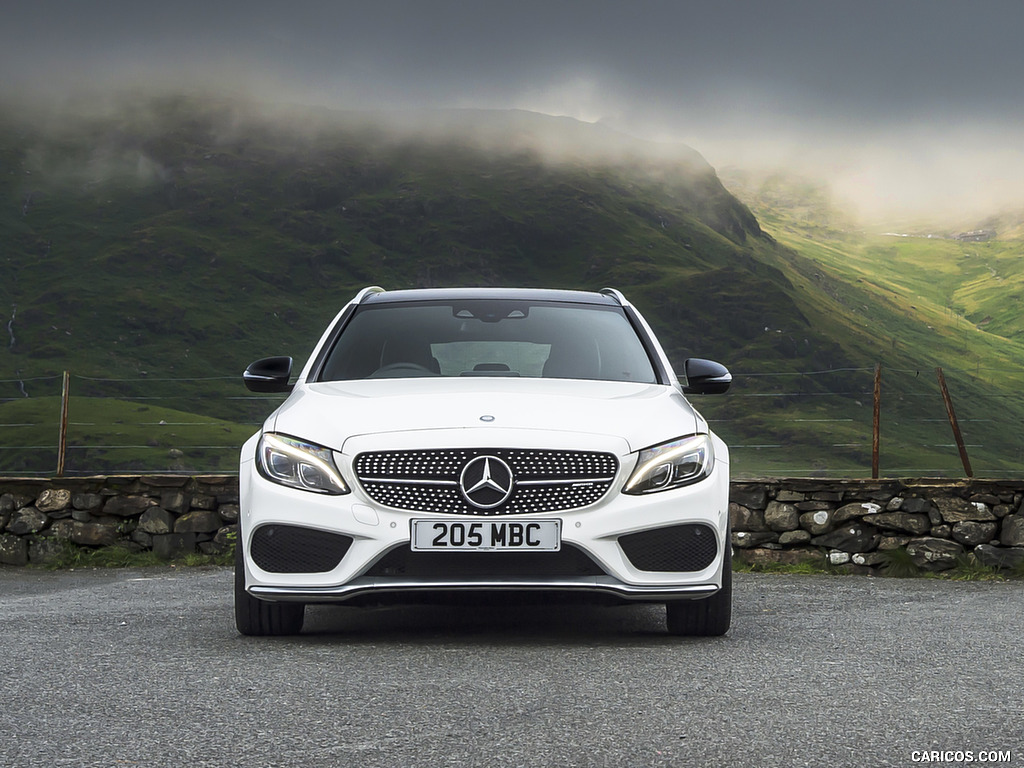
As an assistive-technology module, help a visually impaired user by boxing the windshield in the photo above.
[316,299,658,383]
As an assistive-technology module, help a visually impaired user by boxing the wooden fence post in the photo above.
[57,370,70,476]
[872,363,881,479]
[936,367,973,478]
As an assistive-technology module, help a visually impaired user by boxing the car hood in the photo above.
[269,378,703,454]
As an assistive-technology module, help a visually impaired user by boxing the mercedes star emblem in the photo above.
[459,455,514,509]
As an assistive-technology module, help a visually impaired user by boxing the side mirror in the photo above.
[682,358,732,395]
[243,356,294,393]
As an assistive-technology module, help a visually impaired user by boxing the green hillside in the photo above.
[716,169,1024,476]
[2,94,1022,477]
[0,393,253,475]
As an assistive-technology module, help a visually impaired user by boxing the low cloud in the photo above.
[6,61,1024,229]
[694,123,1024,226]
[497,71,1024,226]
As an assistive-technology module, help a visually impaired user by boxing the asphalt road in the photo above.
[0,567,1021,768]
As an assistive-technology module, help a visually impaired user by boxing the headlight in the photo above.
[256,433,349,495]
[623,435,714,494]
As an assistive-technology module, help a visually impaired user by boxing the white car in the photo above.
[236,287,733,636]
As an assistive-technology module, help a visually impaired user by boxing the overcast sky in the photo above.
[5,0,1024,221]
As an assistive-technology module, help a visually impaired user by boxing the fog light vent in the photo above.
[618,524,718,572]
[250,524,353,573]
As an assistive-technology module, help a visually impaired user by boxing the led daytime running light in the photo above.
[624,435,713,494]
[258,433,349,495]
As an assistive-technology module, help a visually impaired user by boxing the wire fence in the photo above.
[1,365,1022,478]
[696,364,1024,478]
[0,373,286,477]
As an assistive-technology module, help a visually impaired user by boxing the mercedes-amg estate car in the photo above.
[236,287,733,636]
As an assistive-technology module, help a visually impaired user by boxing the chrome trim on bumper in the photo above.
[249,577,719,603]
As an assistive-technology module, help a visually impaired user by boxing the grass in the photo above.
[35,541,234,570]
[945,555,1005,581]
[0,395,258,475]
[735,546,1022,580]
[733,549,835,575]
[879,546,922,578]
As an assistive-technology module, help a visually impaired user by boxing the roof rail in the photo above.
[352,286,385,304]
[600,287,630,307]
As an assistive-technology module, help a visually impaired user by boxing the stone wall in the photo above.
[2,476,1023,572]
[0,476,238,566]
[731,478,1024,574]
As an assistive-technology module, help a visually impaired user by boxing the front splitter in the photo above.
[249,576,719,604]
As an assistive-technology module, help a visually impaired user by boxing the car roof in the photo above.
[361,287,622,306]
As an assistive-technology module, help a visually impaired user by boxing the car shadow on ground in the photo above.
[295,601,691,645]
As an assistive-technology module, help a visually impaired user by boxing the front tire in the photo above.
[665,543,732,637]
[234,540,305,636]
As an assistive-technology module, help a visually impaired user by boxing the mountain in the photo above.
[1,96,802,373]
[719,167,1024,476]
[1,94,1021,477]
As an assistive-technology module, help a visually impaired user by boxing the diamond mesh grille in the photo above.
[354,448,618,515]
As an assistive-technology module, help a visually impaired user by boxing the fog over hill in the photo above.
[1,93,796,376]
[2,92,1023,477]
[6,0,1024,226]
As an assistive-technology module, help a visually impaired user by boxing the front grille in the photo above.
[357,449,616,479]
[365,543,607,578]
[250,524,353,573]
[618,524,718,572]
[354,448,618,516]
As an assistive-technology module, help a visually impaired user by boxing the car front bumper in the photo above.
[239,429,731,605]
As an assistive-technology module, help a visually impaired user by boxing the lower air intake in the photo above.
[250,525,353,574]
[365,543,607,579]
[618,524,718,572]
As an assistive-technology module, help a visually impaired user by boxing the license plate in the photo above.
[411,519,561,551]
